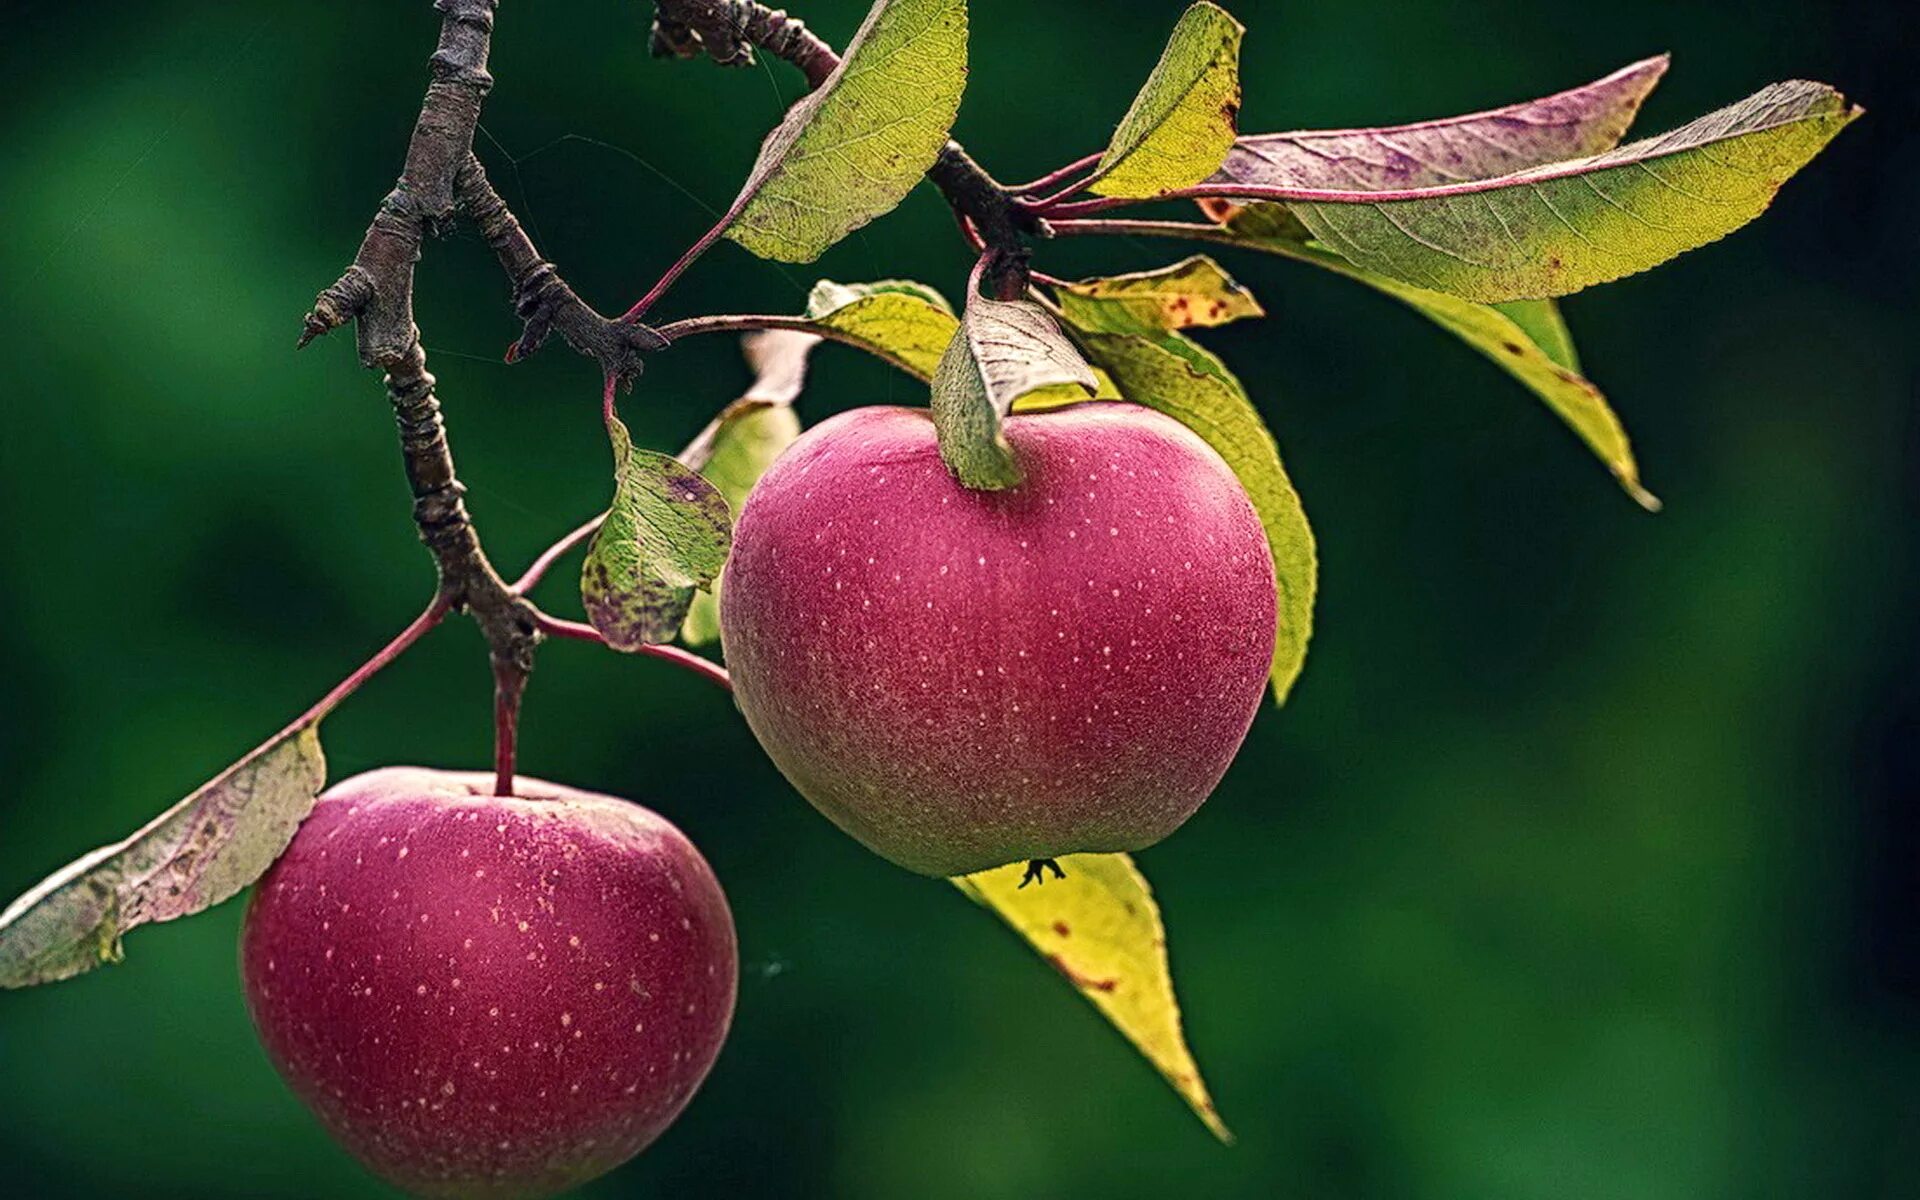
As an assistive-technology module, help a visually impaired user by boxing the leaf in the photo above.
[1495,299,1580,373]
[0,721,327,988]
[1209,55,1670,194]
[1205,210,1658,508]
[931,295,1097,489]
[802,278,960,380]
[1235,80,1859,302]
[582,418,733,649]
[721,0,969,263]
[953,853,1229,1141]
[1087,2,1244,199]
[681,332,815,645]
[1055,255,1263,334]
[1068,324,1316,701]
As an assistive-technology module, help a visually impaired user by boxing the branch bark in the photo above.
[650,0,1038,296]
[455,155,667,384]
[297,0,540,762]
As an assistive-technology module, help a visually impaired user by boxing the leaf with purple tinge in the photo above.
[1209,79,1859,302]
[0,721,328,988]
[583,418,732,649]
[1210,55,1669,195]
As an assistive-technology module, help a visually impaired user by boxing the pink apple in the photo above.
[240,767,735,1199]
[720,402,1276,876]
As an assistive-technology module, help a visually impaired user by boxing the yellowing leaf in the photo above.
[1088,2,1244,199]
[0,721,328,988]
[805,279,959,380]
[953,853,1229,1141]
[1205,213,1657,509]
[583,418,732,649]
[931,295,1097,489]
[722,0,970,263]
[1057,255,1263,334]
[680,331,816,645]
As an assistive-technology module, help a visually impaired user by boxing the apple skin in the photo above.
[720,402,1276,877]
[239,767,736,1200]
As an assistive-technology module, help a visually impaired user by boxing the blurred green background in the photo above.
[2,0,1914,1196]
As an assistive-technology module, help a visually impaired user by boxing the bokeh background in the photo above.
[1,0,1914,1196]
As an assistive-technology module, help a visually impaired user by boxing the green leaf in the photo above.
[1087,2,1244,199]
[803,278,960,380]
[1495,299,1580,373]
[1056,255,1263,335]
[931,295,1097,490]
[953,853,1230,1142]
[582,418,733,649]
[1253,81,1859,302]
[680,331,815,645]
[1205,212,1658,509]
[1056,298,1316,702]
[721,0,969,263]
[0,721,328,988]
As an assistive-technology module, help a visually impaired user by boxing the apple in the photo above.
[720,402,1277,877]
[239,767,736,1199]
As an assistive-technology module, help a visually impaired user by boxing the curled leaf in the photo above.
[1056,255,1263,334]
[0,722,327,988]
[722,0,970,263]
[931,296,1097,489]
[681,333,816,645]
[1206,208,1657,508]
[1087,2,1244,199]
[583,418,732,649]
[953,853,1230,1141]
[803,278,960,380]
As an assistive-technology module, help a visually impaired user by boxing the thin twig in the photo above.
[533,611,734,692]
[297,0,540,782]
[456,154,666,388]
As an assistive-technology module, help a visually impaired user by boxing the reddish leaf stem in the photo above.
[533,612,734,692]
[1008,152,1103,196]
[618,213,734,325]
[511,517,602,594]
[1046,217,1247,246]
[310,599,452,723]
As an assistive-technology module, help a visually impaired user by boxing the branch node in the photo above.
[298,265,376,349]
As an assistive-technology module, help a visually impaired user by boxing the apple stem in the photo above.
[492,657,528,797]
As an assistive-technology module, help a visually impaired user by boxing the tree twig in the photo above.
[296,0,540,778]
[456,154,666,387]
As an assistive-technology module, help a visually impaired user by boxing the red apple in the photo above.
[720,402,1276,877]
[239,767,736,1199]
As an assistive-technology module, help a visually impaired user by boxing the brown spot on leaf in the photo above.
[1051,921,1071,938]
[1047,953,1118,993]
